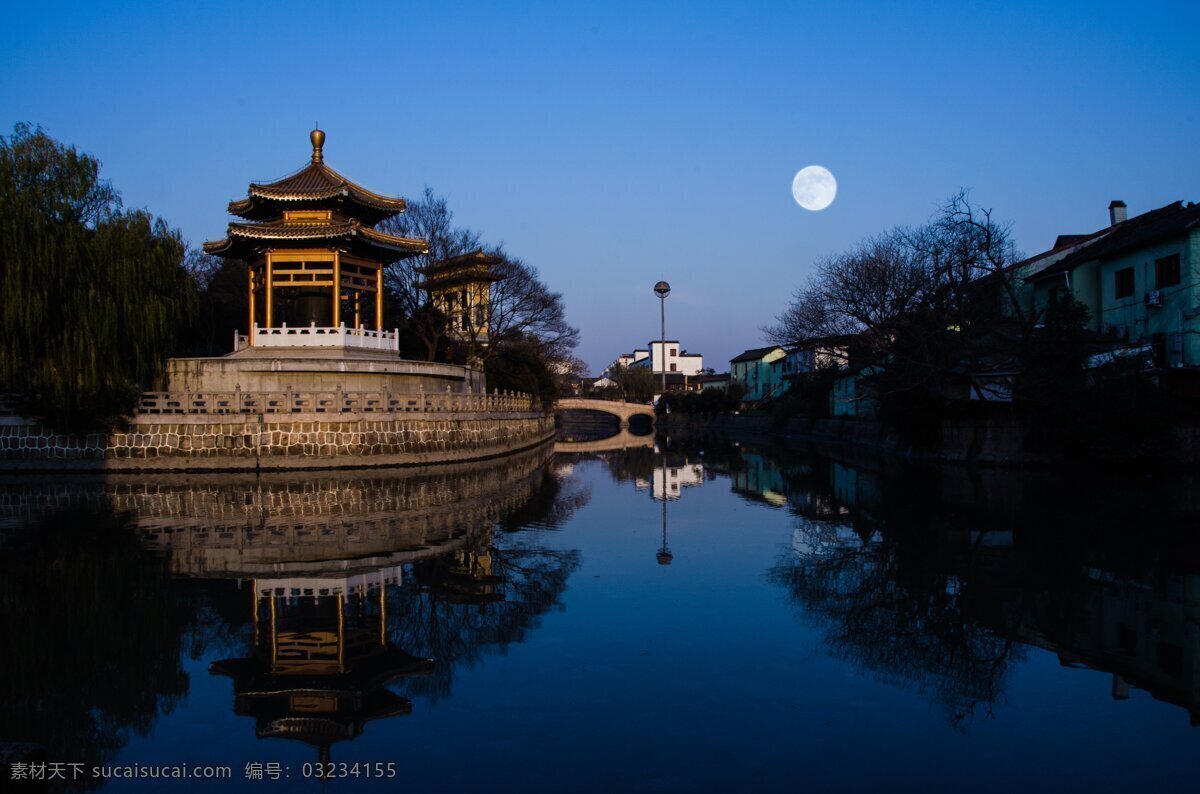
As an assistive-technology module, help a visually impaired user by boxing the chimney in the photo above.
[1109,200,1127,226]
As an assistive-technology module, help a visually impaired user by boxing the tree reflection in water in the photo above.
[0,507,194,786]
[758,446,1200,729]
[391,529,581,701]
[381,456,587,703]
[0,448,587,781]
[773,513,1026,728]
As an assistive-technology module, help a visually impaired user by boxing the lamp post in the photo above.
[653,281,671,405]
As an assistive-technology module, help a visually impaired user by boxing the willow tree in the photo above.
[0,123,194,430]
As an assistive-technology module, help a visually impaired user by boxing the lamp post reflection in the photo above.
[656,451,673,565]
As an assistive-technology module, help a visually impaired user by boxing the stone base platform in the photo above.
[165,347,484,394]
[0,413,555,472]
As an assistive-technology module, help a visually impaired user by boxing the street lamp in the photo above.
[653,281,671,404]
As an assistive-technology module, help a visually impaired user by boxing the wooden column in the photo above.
[332,252,341,327]
[251,580,259,646]
[265,254,274,328]
[269,594,277,666]
[379,584,386,647]
[375,265,384,331]
[336,592,345,673]
[248,269,256,344]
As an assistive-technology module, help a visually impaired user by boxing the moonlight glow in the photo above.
[792,165,837,211]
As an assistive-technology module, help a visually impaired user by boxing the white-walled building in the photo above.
[601,351,644,378]
[628,341,704,376]
[602,342,704,382]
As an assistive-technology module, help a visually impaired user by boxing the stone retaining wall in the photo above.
[0,411,555,472]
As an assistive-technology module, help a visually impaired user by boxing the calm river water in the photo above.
[1,432,1197,791]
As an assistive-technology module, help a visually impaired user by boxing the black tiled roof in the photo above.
[1033,201,1200,281]
[730,346,784,363]
[227,161,408,225]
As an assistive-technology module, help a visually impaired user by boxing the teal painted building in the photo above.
[1030,201,1200,368]
[729,346,787,403]
[829,365,880,417]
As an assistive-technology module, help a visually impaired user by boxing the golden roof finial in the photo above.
[310,124,325,164]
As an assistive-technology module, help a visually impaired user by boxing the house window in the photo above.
[1114,267,1134,299]
[670,348,677,356]
[1156,254,1181,288]
[670,363,677,372]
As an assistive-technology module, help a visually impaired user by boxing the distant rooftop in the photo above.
[730,345,785,363]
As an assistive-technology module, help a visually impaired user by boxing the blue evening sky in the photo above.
[2,1,1197,372]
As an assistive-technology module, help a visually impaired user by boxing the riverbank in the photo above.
[661,413,1200,467]
[0,404,554,472]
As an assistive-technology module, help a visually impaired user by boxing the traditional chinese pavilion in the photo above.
[165,130,487,394]
[416,250,503,345]
[204,128,426,351]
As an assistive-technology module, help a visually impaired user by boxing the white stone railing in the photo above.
[248,323,400,352]
[134,387,538,416]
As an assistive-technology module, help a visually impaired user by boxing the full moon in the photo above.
[792,165,837,211]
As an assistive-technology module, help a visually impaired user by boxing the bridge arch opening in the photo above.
[557,409,621,442]
[626,414,653,435]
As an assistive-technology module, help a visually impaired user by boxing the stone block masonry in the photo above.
[0,411,555,472]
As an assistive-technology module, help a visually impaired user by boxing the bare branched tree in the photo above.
[378,187,481,360]
[379,188,579,369]
[463,249,580,364]
[764,192,1024,432]
[766,192,1022,355]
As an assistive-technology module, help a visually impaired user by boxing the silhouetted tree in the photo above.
[378,187,480,361]
[180,249,247,356]
[0,123,195,430]
[379,188,579,374]
[611,364,657,403]
[764,192,1023,442]
[484,336,559,408]
[0,506,194,787]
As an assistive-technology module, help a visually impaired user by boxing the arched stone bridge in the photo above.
[556,398,655,426]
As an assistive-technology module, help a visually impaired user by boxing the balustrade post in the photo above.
[418,383,425,412]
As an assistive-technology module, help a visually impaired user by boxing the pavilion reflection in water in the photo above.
[211,568,432,764]
[68,443,577,764]
[206,525,538,766]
